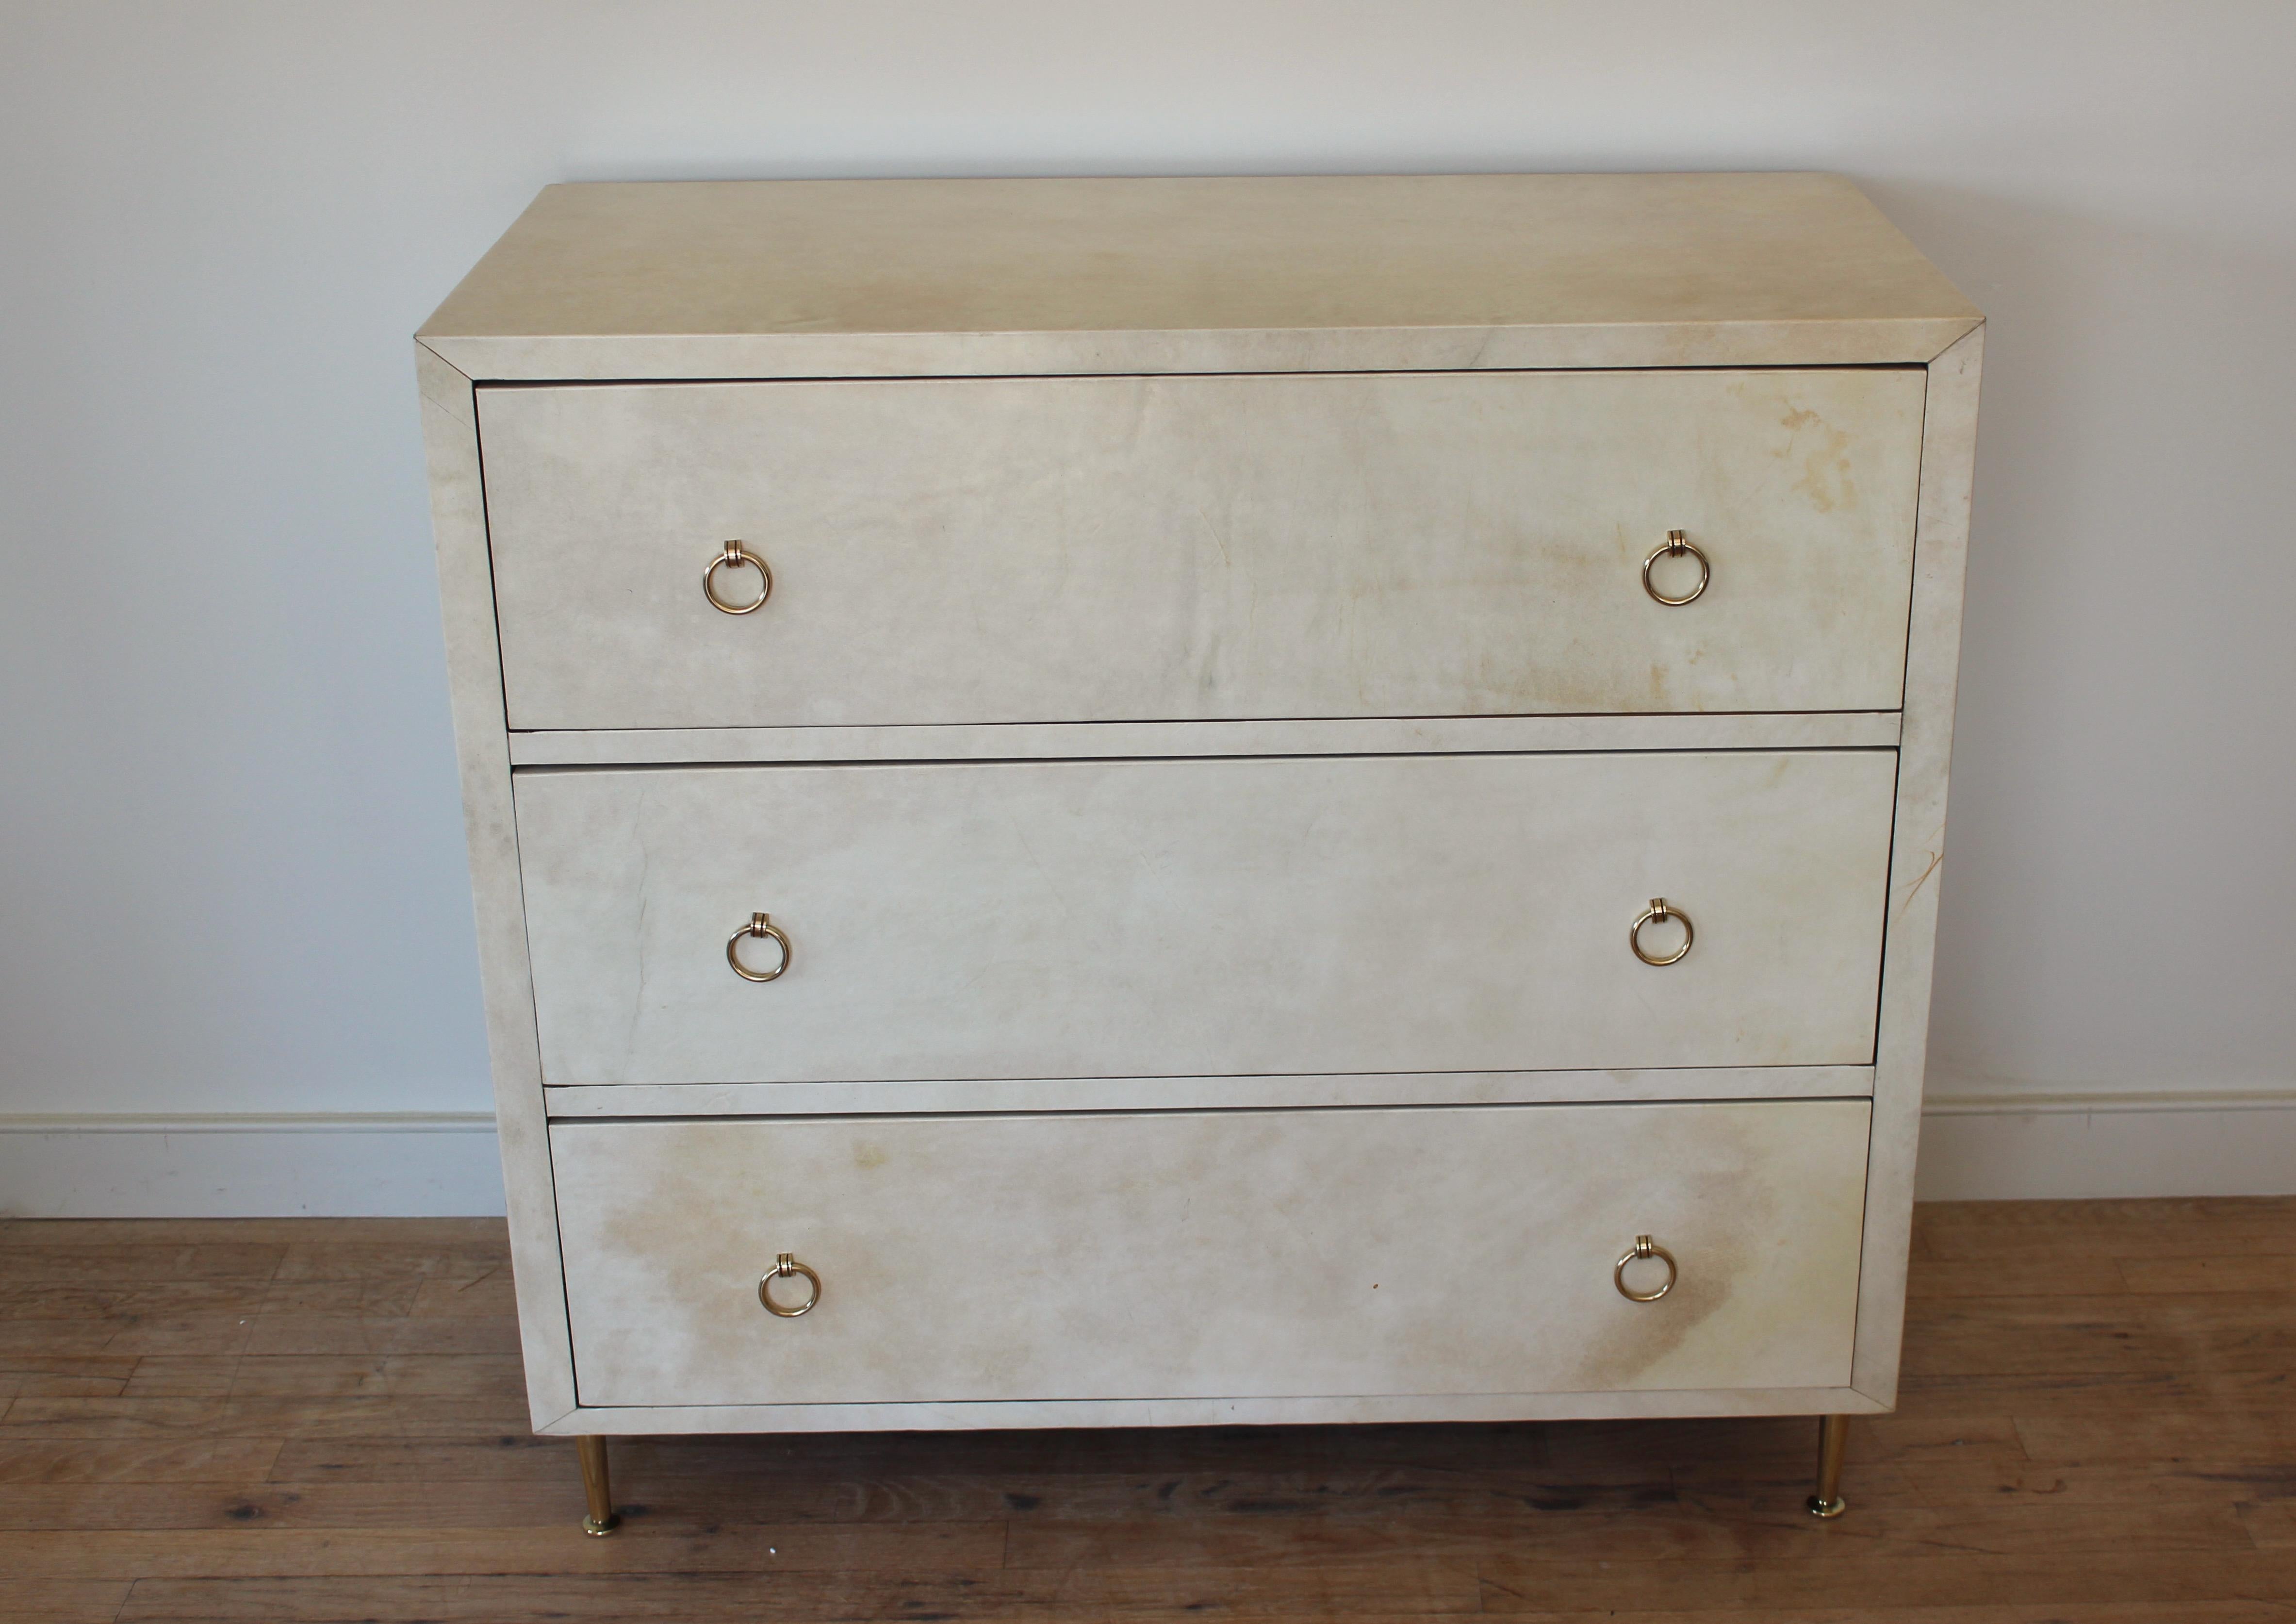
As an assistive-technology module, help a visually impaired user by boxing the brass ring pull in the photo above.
[727,912,792,982]
[1614,1235,1678,1303]
[758,1253,821,1317]
[1629,898,1693,966]
[704,541,772,614]
[1641,530,1710,606]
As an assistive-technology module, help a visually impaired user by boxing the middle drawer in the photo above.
[515,749,1897,1087]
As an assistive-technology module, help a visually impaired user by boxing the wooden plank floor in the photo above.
[2,1199,2292,1622]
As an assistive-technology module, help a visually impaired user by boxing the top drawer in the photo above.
[480,368,1925,731]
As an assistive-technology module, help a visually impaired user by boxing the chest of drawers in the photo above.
[415,173,1982,1532]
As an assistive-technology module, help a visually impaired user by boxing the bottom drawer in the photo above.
[552,1101,1870,1409]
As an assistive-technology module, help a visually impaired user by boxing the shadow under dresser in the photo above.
[413,171,1983,1532]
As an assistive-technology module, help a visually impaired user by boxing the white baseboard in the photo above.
[3,1091,2292,1216]
[1914,1089,2296,1200]
[0,1114,506,1218]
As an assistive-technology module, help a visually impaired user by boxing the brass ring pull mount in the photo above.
[1614,1235,1678,1303]
[704,541,772,614]
[758,1253,822,1317]
[727,912,792,982]
[1641,529,1710,605]
[1629,898,1693,966]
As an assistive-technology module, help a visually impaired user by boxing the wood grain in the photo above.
[3,1201,2292,1621]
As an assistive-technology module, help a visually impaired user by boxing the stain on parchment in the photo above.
[1778,404,1860,515]
[1562,1147,1786,1389]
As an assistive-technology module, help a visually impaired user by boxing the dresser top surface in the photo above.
[418,172,1979,379]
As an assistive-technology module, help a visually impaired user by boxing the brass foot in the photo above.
[1807,1413,1850,1520]
[578,1434,620,1536]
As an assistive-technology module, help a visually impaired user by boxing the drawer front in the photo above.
[516,749,1896,1086]
[480,369,1924,730]
[553,1100,1870,1407]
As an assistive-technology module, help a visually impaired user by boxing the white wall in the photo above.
[4,1,2292,1212]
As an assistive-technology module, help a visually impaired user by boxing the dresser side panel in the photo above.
[1853,324,1983,1404]
[415,340,575,1426]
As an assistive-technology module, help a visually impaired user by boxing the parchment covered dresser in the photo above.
[414,173,1982,1530]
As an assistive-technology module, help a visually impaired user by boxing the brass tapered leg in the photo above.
[578,1435,619,1536]
[1807,1413,1850,1519]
